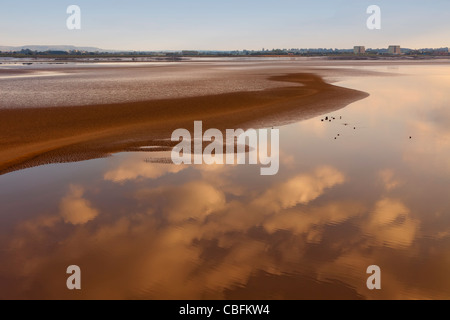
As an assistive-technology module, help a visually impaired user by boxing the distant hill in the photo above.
[0,45,112,52]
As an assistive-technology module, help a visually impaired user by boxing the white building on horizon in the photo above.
[354,46,366,54]
[388,45,401,55]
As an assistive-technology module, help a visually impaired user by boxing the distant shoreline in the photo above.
[1,55,450,63]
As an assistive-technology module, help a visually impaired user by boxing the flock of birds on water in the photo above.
[320,115,412,140]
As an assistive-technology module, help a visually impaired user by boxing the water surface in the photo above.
[0,64,449,299]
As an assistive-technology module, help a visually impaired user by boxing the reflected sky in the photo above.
[1,65,450,299]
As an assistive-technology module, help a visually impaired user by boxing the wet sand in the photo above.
[0,71,368,175]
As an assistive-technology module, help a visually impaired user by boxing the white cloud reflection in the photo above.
[104,157,185,182]
[60,185,99,225]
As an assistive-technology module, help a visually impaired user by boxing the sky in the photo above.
[0,0,449,51]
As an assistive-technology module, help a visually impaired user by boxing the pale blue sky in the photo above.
[1,0,449,50]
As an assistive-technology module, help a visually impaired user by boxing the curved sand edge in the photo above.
[0,73,369,175]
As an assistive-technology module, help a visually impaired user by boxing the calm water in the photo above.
[1,64,450,299]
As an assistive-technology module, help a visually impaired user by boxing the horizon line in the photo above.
[1,44,450,52]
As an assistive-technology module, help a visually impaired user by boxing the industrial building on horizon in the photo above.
[353,46,366,54]
[388,45,402,55]
[353,45,403,55]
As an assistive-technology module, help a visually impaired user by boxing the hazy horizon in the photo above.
[1,43,449,53]
[0,0,448,51]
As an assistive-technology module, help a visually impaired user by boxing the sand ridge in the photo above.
[0,72,368,175]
